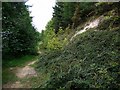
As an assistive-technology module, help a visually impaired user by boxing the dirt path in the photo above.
[3,60,38,88]
[16,61,37,78]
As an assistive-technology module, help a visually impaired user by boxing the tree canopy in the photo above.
[2,2,40,58]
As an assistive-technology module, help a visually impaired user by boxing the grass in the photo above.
[3,55,38,68]
[2,55,39,85]
[2,68,18,84]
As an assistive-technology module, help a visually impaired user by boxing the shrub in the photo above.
[37,29,120,88]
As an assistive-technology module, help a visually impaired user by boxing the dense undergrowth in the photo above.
[37,15,120,89]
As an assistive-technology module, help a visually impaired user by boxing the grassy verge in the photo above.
[3,55,38,68]
[2,68,18,84]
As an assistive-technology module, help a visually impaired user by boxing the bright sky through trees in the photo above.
[25,0,56,33]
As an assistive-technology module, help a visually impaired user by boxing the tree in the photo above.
[72,4,81,28]
[53,2,77,33]
[53,2,64,34]
[2,2,40,58]
[62,2,76,29]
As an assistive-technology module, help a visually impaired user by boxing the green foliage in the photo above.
[98,16,120,31]
[36,2,120,89]
[53,2,64,33]
[37,28,120,88]
[52,2,96,32]
[40,20,68,51]
[2,68,18,84]
[62,3,76,28]
[79,2,96,19]
[3,2,120,89]
[72,4,81,28]
[95,2,119,15]
[3,55,38,68]
[2,2,40,58]
[52,2,120,34]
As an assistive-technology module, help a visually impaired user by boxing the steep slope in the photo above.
[37,12,120,89]
[70,15,103,41]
